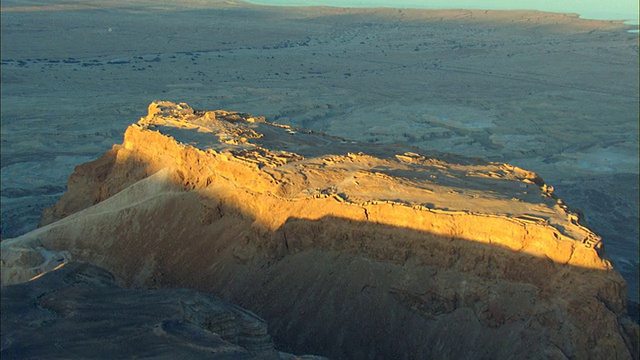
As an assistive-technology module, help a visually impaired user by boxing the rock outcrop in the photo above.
[1,262,292,359]
[2,101,638,359]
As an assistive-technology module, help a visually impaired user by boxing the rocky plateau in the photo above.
[1,101,638,359]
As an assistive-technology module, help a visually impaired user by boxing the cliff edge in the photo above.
[2,101,638,359]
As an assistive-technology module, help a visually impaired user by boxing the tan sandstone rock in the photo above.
[3,101,637,359]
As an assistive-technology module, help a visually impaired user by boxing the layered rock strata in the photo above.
[2,101,638,359]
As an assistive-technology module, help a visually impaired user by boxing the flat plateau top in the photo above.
[141,101,599,247]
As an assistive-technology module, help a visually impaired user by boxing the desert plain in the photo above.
[1,0,638,305]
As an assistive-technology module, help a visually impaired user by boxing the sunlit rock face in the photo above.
[2,101,638,359]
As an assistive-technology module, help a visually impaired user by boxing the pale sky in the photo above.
[248,0,639,22]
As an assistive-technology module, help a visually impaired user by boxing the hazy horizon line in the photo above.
[245,0,640,24]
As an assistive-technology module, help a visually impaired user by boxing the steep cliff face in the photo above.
[3,101,638,359]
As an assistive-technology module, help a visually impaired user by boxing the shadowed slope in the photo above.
[1,262,287,359]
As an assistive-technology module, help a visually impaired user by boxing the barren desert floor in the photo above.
[1,0,638,301]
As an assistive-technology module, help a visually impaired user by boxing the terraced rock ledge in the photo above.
[2,101,638,359]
